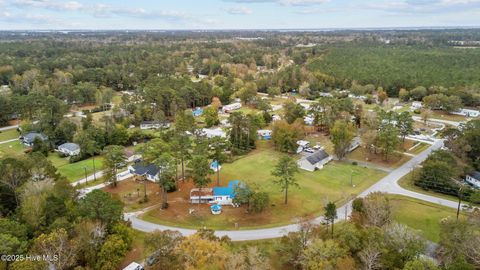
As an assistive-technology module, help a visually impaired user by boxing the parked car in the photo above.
[304,148,315,153]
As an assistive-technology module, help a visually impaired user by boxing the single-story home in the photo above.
[297,150,333,172]
[272,114,281,121]
[304,114,314,126]
[452,109,480,118]
[200,128,227,138]
[410,101,423,111]
[57,142,81,156]
[257,129,272,140]
[222,102,242,113]
[20,132,48,146]
[140,121,162,130]
[465,171,480,189]
[128,163,160,182]
[190,180,243,206]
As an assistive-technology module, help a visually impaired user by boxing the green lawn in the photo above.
[0,128,19,142]
[390,195,463,242]
[0,140,25,158]
[143,141,387,230]
[48,154,105,182]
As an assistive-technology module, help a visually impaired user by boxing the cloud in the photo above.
[223,6,253,14]
[223,0,328,6]
[368,0,480,14]
[12,0,83,11]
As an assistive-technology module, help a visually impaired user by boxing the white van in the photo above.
[123,262,144,270]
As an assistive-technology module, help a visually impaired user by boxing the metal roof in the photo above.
[58,142,80,151]
[131,163,160,177]
[468,171,480,180]
[213,180,242,198]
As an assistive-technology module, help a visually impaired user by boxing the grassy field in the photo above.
[48,154,105,182]
[0,140,25,158]
[142,141,386,230]
[347,147,411,169]
[390,195,463,242]
[0,128,19,142]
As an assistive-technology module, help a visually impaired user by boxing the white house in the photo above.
[411,101,423,111]
[200,128,227,138]
[452,109,480,118]
[222,102,242,113]
[297,150,332,172]
[272,114,281,122]
[190,180,242,206]
[140,121,170,130]
[465,171,480,189]
[297,140,310,148]
[128,163,160,182]
[57,142,80,156]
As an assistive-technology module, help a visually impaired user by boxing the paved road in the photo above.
[0,125,19,131]
[0,138,18,145]
[125,139,464,241]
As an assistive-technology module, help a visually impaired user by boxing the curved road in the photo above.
[124,139,464,241]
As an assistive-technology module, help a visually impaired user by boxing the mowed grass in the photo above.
[143,141,386,230]
[390,195,463,242]
[0,128,19,142]
[48,154,105,182]
[407,142,430,155]
[0,140,25,158]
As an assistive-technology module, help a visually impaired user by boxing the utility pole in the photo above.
[456,185,463,221]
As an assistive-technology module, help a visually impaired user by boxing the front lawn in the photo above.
[48,154,105,182]
[141,141,386,230]
[347,147,411,169]
[0,128,19,142]
[397,170,459,203]
[0,140,25,158]
[390,195,464,242]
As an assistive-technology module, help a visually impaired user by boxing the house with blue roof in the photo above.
[189,180,243,206]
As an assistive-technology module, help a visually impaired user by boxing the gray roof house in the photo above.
[58,143,81,156]
[128,163,160,182]
[465,171,480,189]
[297,150,333,172]
[21,132,48,146]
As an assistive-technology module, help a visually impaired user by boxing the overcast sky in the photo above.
[1,0,480,30]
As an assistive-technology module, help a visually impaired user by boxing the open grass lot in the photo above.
[390,195,465,242]
[141,141,386,230]
[0,140,25,158]
[48,154,105,182]
[0,128,19,142]
[429,110,467,122]
[347,147,411,169]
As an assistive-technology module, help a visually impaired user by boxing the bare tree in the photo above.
[359,245,382,270]
[363,192,392,227]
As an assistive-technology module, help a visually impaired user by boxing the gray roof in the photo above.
[468,171,480,180]
[58,142,80,152]
[131,163,160,177]
[23,132,48,144]
[306,150,330,165]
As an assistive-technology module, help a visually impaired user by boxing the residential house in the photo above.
[200,128,227,138]
[465,171,480,189]
[190,180,243,206]
[57,142,81,156]
[452,109,480,118]
[257,129,272,140]
[128,163,160,182]
[297,150,333,172]
[20,132,48,146]
[140,121,162,130]
[222,102,242,113]
[411,101,423,111]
